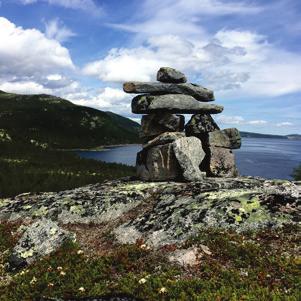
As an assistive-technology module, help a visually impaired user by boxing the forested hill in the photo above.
[0,90,140,149]
[240,131,301,140]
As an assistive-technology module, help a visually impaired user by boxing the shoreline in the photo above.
[58,143,141,152]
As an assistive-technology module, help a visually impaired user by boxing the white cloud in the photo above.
[19,0,103,15]
[216,115,268,126]
[0,81,51,94]
[276,122,293,127]
[83,27,301,98]
[216,115,245,125]
[81,0,299,100]
[0,17,76,95]
[69,87,131,115]
[248,120,268,125]
[45,19,76,43]
[0,17,74,78]
[110,0,261,38]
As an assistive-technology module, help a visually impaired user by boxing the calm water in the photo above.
[77,138,301,180]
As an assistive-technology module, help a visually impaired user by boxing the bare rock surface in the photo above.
[1,178,300,249]
[132,94,224,114]
[123,81,214,101]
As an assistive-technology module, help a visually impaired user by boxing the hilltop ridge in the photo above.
[0,90,140,149]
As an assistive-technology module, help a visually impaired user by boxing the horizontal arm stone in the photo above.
[131,94,223,114]
[123,81,214,102]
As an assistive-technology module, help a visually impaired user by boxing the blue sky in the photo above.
[0,0,300,135]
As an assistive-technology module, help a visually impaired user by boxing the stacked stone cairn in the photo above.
[123,67,241,181]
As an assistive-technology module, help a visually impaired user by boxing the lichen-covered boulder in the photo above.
[140,113,184,140]
[9,219,74,270]
[172,137,205,181]
[157,67,187,83]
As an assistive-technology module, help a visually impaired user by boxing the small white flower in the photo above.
[78,287,85,292]
[140,244,151,251]
[159,287,168,294]
[77,250,84,255]
[60,271,66,276]
[30,276,37,285]
[138,278,147,284]
[57,266,63,271]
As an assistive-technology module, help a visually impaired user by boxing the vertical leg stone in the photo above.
[172,137,206,181]
[136,143,182,181]
[208,147,238,177]
[141,113,184,141]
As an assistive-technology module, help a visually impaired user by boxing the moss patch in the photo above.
[0,222,300,300]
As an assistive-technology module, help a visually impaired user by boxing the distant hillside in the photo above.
[240,131,301,140]
[0,90,140,149]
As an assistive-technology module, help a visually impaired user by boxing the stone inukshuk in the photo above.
[123,67,241,181]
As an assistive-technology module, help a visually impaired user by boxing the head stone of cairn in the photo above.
[123,67,241,181]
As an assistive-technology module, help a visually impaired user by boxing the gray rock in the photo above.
[172,137,205,181]
[1,178,300,249]
[136,143,182,181]
[157,67,187,83]
[168,247,199,266]
[185,114,220,136]
[132,94,223,114]
[9,219,74,270]
[114,178,301,247]
[140,113,184,140]
[208,147,238,177]
[143,132,185,149]
[123,81,214,102]
[208,128,241,149]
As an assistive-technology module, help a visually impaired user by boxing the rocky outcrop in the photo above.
[8,219,74,270]
[0,178,300,249]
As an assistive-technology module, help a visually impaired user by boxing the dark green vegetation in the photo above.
[0,90,138,197]
[0,140,135,198]
[292,164,301,180]
[0,222,300,300]
[0,90,140,149]
[240,131,301,140]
